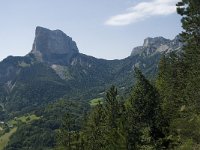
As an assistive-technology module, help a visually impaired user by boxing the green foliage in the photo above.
[153,1,200,148]
[1,1,200,149]
[130,68,161,125]
[177,0,200,112]
[83,104,108,150]
[156,53,186,121]
[8,114,40,126]
[5,99,87,150]
[127,68,165,149]
[57,73,166,150]
[89,98,103,106]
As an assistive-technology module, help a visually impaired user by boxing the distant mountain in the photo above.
[0,27,182,117]
[131,36,182,56]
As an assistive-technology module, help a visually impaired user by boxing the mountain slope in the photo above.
[0,27,182,117]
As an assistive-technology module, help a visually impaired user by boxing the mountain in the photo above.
[0,27,182,118]
[31,26,79,64]
[131,36,182,56]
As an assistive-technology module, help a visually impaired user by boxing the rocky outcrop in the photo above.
[30,26,79,64]
[131,35,182,56]
[143,37,170,47]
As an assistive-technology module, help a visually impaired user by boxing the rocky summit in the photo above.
[131,35,182,57]
[30,26,79,63]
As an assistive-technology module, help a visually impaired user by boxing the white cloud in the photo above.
[105,0,178,26]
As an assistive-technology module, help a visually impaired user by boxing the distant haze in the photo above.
[0,0,182,61]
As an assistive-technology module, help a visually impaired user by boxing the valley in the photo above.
[0,0,200,150]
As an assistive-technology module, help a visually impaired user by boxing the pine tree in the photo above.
[177,0,200,111]
[83,103,107,150]
[131,68,161,126]
[83,86,126,150]
[57,114,74,150]
[155,1,200,148]
[104,85,119,129]
[156,53,189,148]
[156,53,186,121]
[128,68,164,148]
[104,85,126,149]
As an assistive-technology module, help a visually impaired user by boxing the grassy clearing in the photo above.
[0,127,17,150]
[0,114,40,149]
[8,114,40,126]
[90,98,103,106]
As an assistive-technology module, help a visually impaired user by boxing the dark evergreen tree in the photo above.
[83,103,107,150]
[104,86,119,128]
[166,1,200,148]
[154,1,200,148]
[177,0,200,111]
[57,114,74,150]
[156,53,186,121]
[128,68,164,149]
[156,53,188,148]
[104,86,126,149]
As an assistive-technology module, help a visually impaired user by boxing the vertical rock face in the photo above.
[143,37,170,47]
[31,26,79,63]
[131,36,182,56]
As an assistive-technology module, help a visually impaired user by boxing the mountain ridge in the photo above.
[0,26,181,63]
[131,35,182,57]
[0,26,182,117]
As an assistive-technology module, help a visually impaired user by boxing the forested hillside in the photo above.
[1,0,200,149]
[0,26,181,118]
[54,0,200,149]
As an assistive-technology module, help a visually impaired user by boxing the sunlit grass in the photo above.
[8,114,40,126]
[89,98,103,106]
[0,127,17,150]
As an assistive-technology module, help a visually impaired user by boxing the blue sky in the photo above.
[0,0,182,61]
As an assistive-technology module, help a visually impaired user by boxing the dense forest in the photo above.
[3,0,200,149]
[55,0,200,149]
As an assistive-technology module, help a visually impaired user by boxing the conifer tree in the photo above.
[83,103,107,150]
[155,1,200,148]
[129,68,164,148]
[104,85,125,149]
[156,53,186,121]
[57,114,74,150]
[177,0,200,111]
[131,68,161,126]
[104,85,119,128]
[156,53,188,148]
